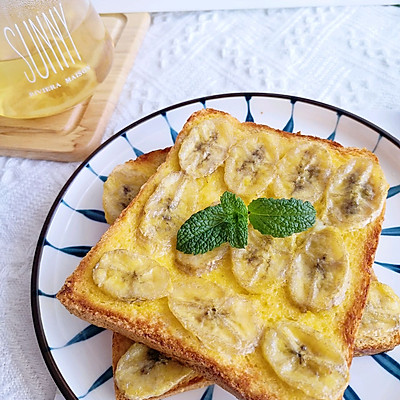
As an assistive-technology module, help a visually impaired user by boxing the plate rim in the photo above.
[30,91,400,400]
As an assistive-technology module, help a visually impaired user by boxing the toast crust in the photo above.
[58,109,388,400]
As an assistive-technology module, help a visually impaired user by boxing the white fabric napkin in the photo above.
[92,0,400,12]
[54,391,65,400]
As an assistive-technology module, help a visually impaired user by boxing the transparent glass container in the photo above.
[0,0,114,119]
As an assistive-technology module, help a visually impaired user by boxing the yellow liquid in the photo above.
[0,2,113,119]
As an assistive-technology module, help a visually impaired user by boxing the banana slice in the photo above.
[139,172,198,251]
[262,322,349,400]
[92,249,171,301]
[168,279,262,355]
[103,150,168,224]
[224,135,278,198]
[231,228,293,294]
[178,117,235,178]
[358,280,400,339]
[175,244,228,276]
[273,142,332,204]
[322,157,388,230]
[115,342,195,400]
[103,163,148,224]
[287,226,350,312]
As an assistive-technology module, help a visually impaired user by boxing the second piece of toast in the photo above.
[112,332,209,400]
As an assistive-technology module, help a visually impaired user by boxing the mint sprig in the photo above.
[176,192,248,254]
[176,191,316,255]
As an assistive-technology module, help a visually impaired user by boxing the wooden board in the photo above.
[0,13,150,162]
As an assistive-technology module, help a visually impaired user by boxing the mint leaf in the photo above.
[177,192,316,255]
[220,191,248,217]
[248,197,316,237]
[176,204,229,254]
[220,191,248,248]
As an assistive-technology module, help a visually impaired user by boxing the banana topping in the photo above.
[139,172,198,251]
[273,143,332,204]
[103,151,168,225]
[179,117,235,178]
[231,228,293,294]
[287,226,350,312]
[262,322,349,400]
[175,244,228,276]
[323,157,387,229]
[224,135,278,198]
[358,280,400,339]
[103,163,151,225]
[115,342,195,400]
[92,250,171,301]
[168,279,262,355]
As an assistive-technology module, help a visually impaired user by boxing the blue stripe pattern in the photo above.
[38,289,57,298]
[44,239,91,258]
[245,95,254,122]
[121,132,144,156]
[327,112,342,141]
[200,385,214,400]
[372,134,383,153]
[343,385,361,400]
[374,261,400,273]
[283,99,296,132]
[161,111,178,143]
[388,184,400,199]
[78,366,113,399]
[381,227,400,236]
[85,163,107,183]
[50,325,106,350]
[61,200,107,224]
[372,353,400,381]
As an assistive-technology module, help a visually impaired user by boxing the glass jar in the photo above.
[0,0,114,119]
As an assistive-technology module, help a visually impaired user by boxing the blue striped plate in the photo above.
[31,93,400,400]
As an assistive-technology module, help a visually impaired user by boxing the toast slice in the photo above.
[104,148,400,358]
[58,109,389,400]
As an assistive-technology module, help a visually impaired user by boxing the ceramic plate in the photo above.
[32,93,400,400]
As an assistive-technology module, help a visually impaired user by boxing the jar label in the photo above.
[3,2,81,84]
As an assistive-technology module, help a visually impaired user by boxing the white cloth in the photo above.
[0,6,400,400]
[92,0,400,12]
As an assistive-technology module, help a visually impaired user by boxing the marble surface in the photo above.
[1,6,400,400]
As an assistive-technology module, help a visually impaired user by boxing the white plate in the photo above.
[32,93,400,400]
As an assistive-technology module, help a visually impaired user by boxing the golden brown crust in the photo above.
[126,147,170,170]
[341,207,385,358]
[354,329,400,356]
[57,108,389,400]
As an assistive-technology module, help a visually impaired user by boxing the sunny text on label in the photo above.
[3,2,83,84]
